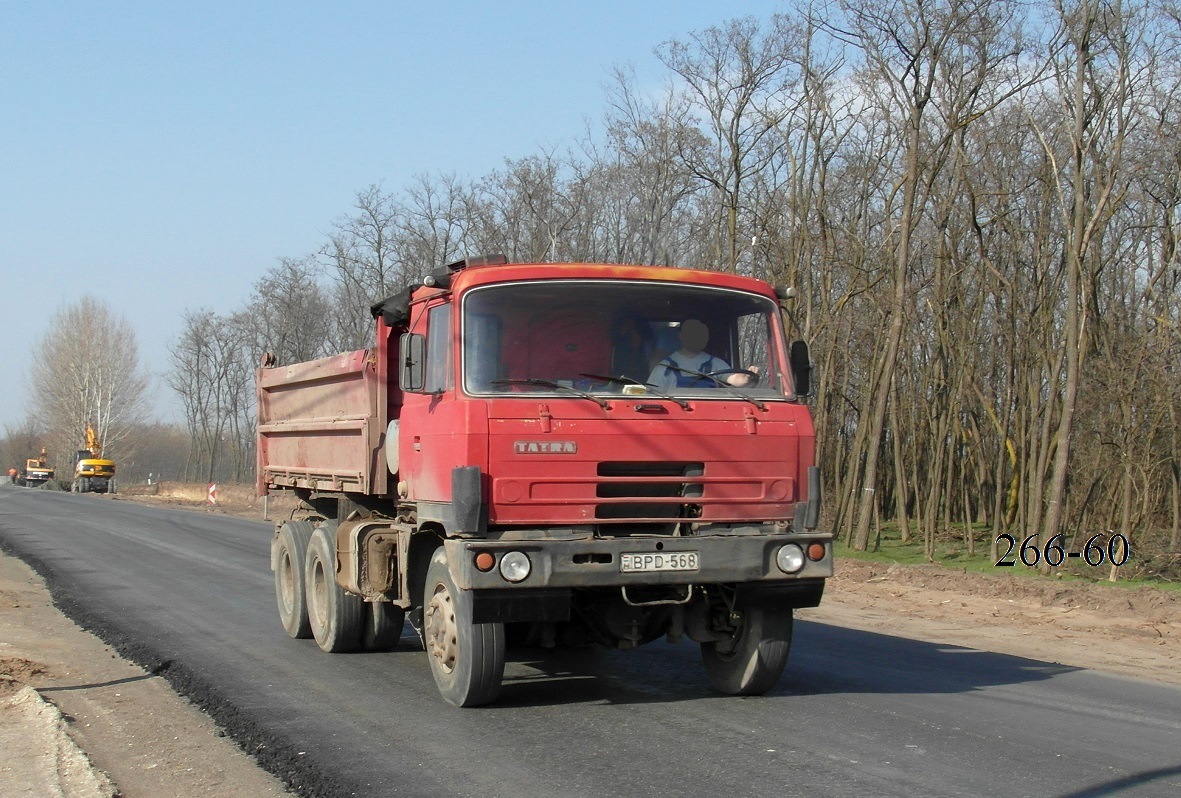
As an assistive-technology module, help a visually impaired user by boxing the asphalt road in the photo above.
[1,486,1179,798]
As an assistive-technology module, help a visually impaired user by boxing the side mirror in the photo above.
[400,332,426,392]
[789,340,812,397]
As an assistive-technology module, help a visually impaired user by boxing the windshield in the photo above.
[462,280,790,399]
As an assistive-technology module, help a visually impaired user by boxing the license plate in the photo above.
[620,551,699,573]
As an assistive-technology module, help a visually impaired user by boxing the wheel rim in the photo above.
[310,556,328,629]
[425,583,458,674]
[278,549,296,615]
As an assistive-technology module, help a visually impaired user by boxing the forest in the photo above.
[31,1,1181,570]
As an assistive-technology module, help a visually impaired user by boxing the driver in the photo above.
[647,319,754,389]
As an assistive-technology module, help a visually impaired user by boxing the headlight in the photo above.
[499,551,532,583]
[775,544,806,574]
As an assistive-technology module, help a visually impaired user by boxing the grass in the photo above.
[833,522,1181,593]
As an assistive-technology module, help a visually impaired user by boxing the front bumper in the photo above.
[444,533,832,591]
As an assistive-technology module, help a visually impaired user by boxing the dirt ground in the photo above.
[1,483,1178,797]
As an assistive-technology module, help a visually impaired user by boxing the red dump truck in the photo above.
[258,256,829,706]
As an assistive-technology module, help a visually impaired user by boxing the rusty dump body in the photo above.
[258,257,830,705]
[257,349,387,496]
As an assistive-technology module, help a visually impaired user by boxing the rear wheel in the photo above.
[305,522,365,652]
[423,548,504,706]
[274,521,314,639]
[701,606,793,696]
[362,601,406,651]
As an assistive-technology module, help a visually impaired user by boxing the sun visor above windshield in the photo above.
[369,283,421,327]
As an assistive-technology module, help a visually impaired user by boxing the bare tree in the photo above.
[167,310,246,483]
[323,185,408,349]
[396,172,471,268]
[242,256,334,365]
[822,0,1029,550]
[28,296,151,472]
[1026,0,1144,569]
[656,15,801,273]
[467,151,589,262]
[111,422,192,484]
[1,417,48,479]
[602,65,706,264]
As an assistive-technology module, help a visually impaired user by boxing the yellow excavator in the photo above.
[73,424,116,494]
[21,449,56,488]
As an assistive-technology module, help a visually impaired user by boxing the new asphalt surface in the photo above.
[1,487,1178,798]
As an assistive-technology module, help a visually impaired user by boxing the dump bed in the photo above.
[256,349,387,496]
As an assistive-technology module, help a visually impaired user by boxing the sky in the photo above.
[0,0,788,432]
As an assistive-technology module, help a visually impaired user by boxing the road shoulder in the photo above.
[811,559,1180,686]
[0,551,293,798]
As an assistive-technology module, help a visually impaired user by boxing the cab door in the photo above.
[398,300,487,524]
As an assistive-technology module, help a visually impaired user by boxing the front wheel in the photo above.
[701,606,793,696]
[423,548,505,707]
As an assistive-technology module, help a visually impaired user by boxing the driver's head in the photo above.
[679,319,709,353]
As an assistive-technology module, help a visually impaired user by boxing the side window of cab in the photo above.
[424,303,453,393]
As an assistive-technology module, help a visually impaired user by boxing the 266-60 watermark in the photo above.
[994,532,1131,568]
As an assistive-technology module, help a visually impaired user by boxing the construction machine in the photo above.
[73,424,116,494]
[21,449,55,488]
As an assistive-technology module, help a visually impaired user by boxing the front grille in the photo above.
[594,461,704,523]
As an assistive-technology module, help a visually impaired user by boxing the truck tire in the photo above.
[275,521,315,639]
[423,548,505,707]
[701,606,793,696]
[306,522,365,653]
[362,602,406,652]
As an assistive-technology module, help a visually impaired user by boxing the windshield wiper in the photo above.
[489,378,610,409]
[658,366,768,411]
[578,373,691,410]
